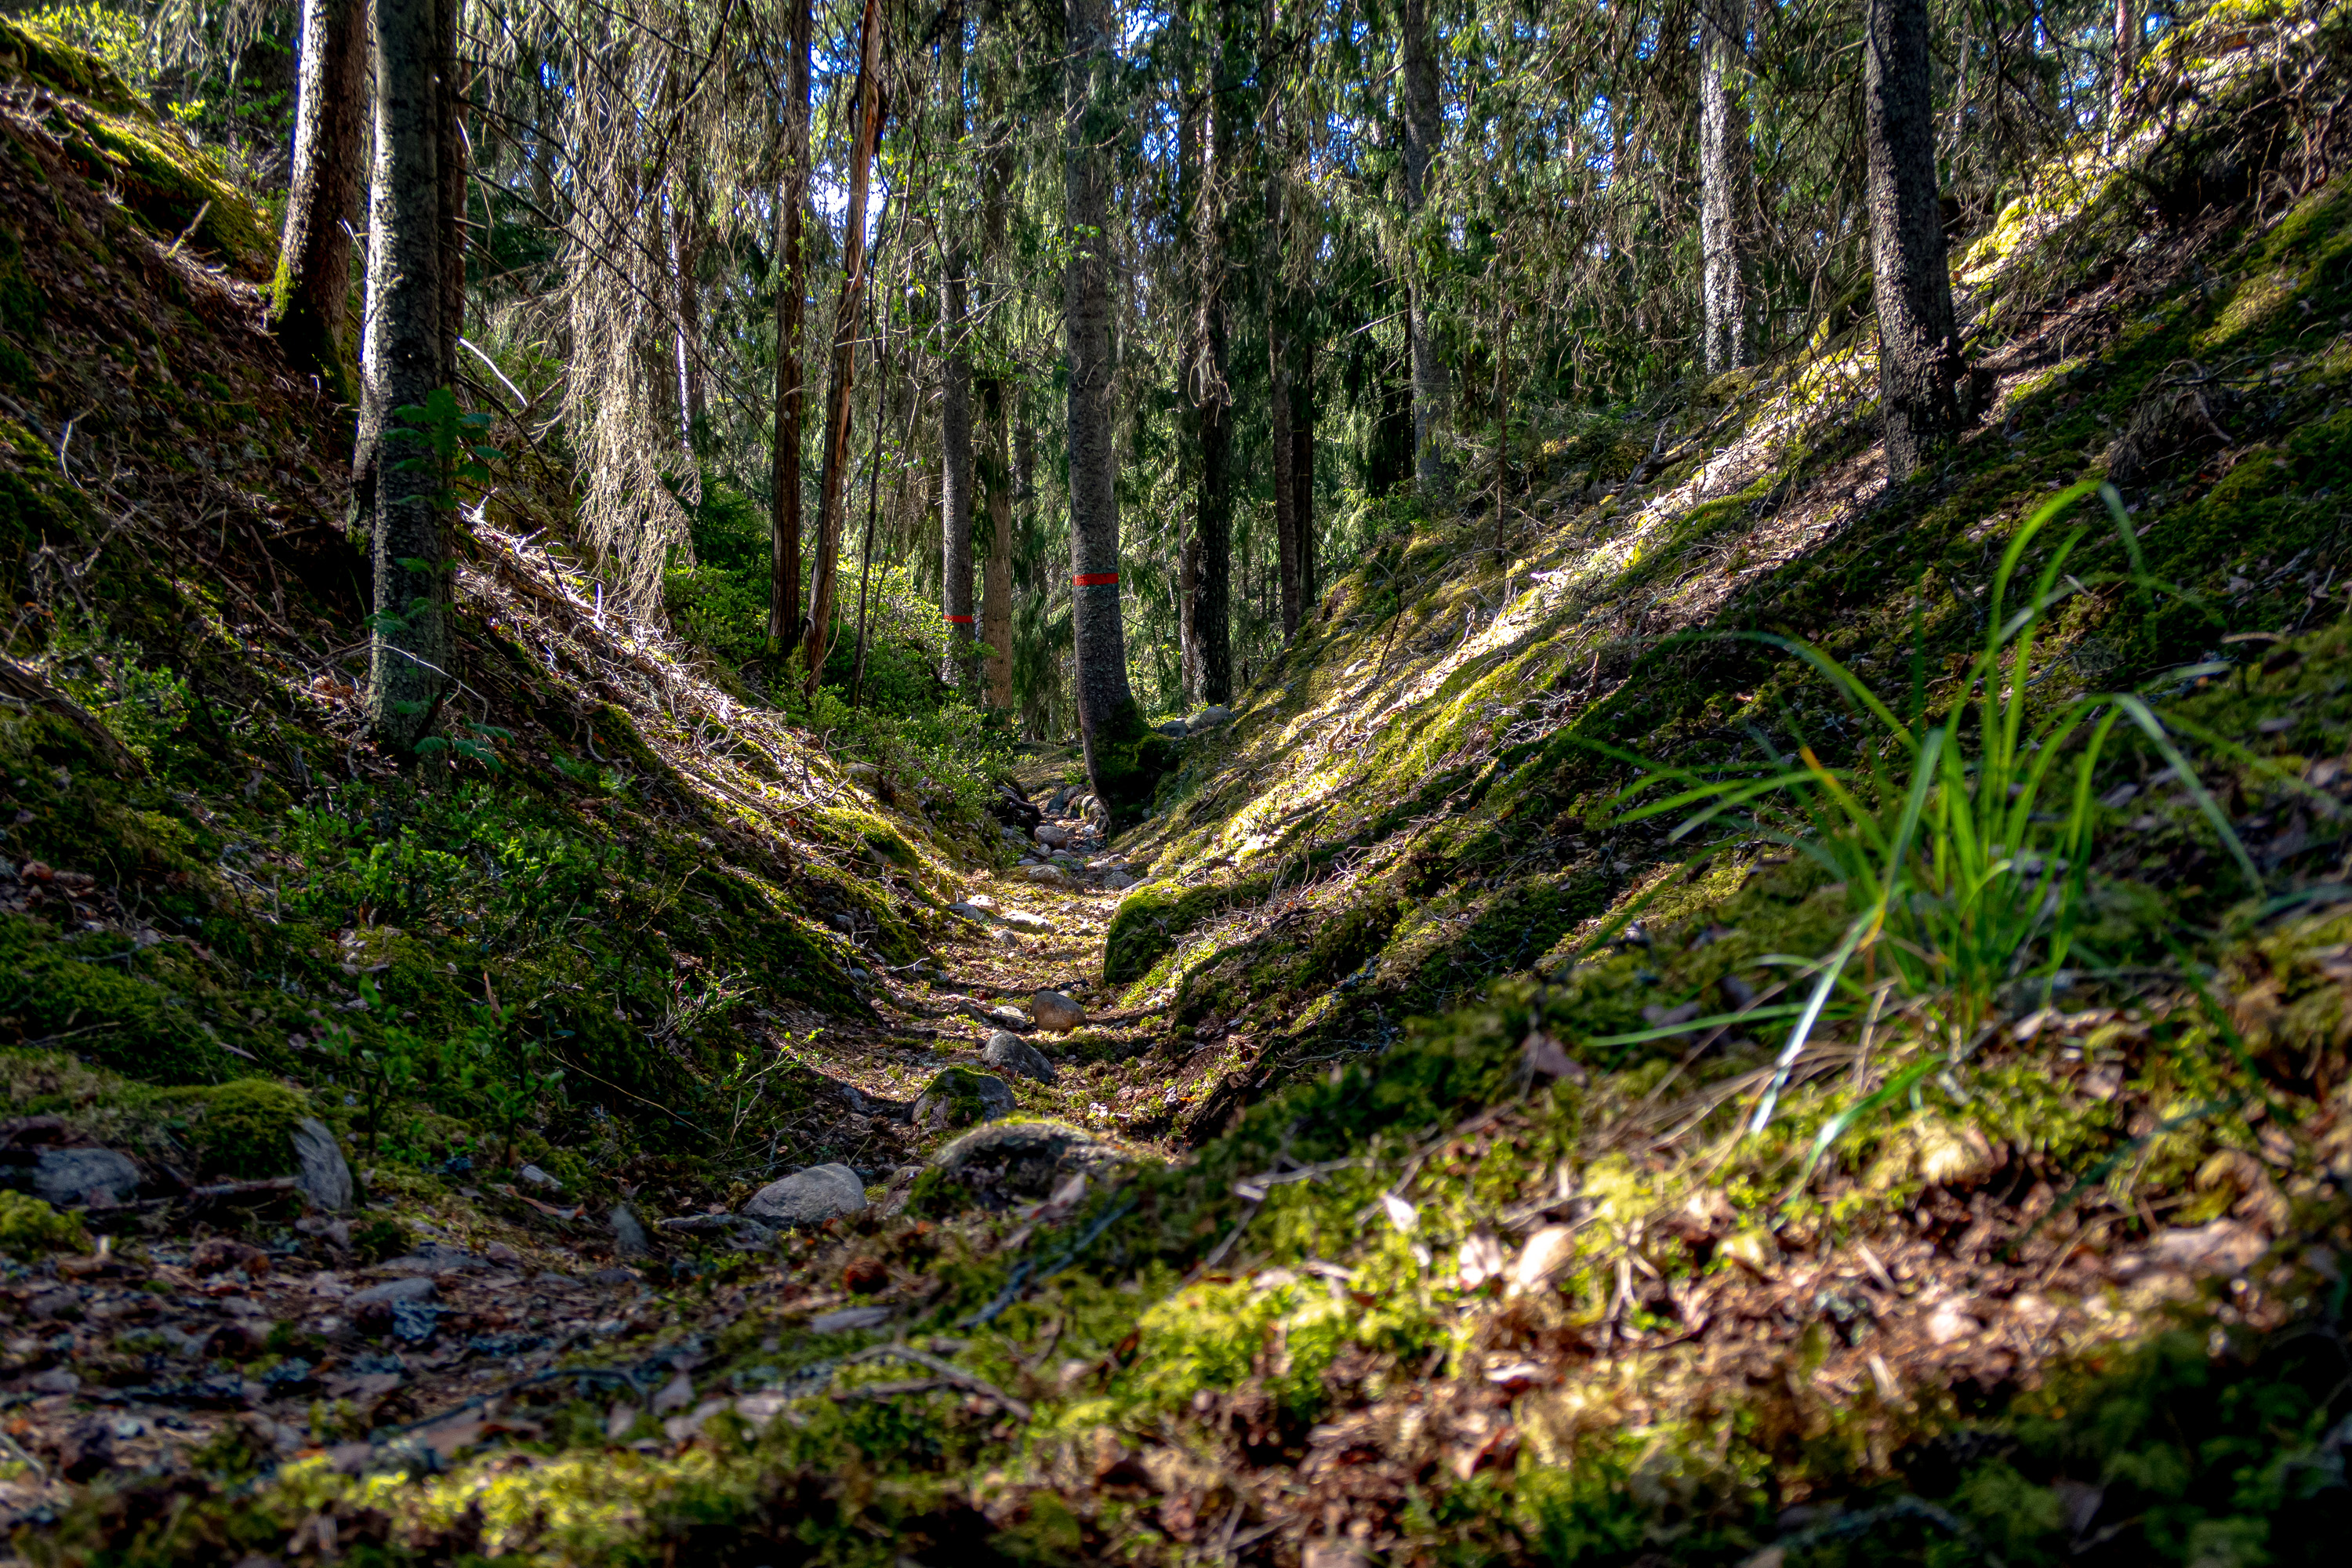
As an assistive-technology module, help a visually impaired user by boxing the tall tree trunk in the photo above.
[434,0,464,383]
[2109,0,2136,147]
[1400,0,1447,497]
[1175,41,1204,703]
[939,13,978,689]
[272,0,366,403]
[1864,0,1962,479]
[1192,4,1236,708]
[361,0,449,748]
[1270,300,1298,637]
[1294,331,1313,612]
[803,0,886,694]
[981,379,1014,709]
[1064,0,1145,808]
[768,0,811,649]
[1698,1,1756,375]
[979,2,1016,710]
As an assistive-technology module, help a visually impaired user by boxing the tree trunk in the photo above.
[1295,331,1314,611]
[271,0,366,403]
[434,0,464,383]
[1698,1,1756,375]
[1400,0,1447,497]
[1270,301,1298,637]
[978,1,1015,710]
[803,0,886,695]
[768,0,811,649]
[1064,0,1145,808]
[1192,5,1236,708]
[939,13,978,689]
[670,169,706,456]
[361,0,449,749]
[1864,0,1962,480]
[2110,0,2136,144]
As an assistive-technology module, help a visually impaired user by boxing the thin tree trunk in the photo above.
[1270,297,1298,637]
[982,379,1014,709]
[803,0,887,695]
[768,0,811,650]
[272,0,366,403]
[2110,0,2136,147]
[1176,40,1203,703]
[1065,0,1145,808]
[1400,0,1447,497]
[362,0,449,748]
[1864,0,1962,479]
[1192,2,1236,708]
[939,11,978,689]
[1295,330,1313,612]
[670,169,706,455]
[978,1,1015,710]
[1698,1,1756,375]
[435,0,464,384]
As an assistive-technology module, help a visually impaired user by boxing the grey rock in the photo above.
[379,1241,485,1276]
[609,1204,651,1258]
[1155,719,1188,738]
[518,1163,562,1190]
[930,1120,1131,1208]
[1102,871,1136,891]
[1020,863,1073,888]
[1034,823,1071,848]
[912,1068,1016,1131]
[974,1003,1030,1031]
[1030,989,1087,1033]
[348,1276,438,1307]
[948,900,990,921]
[808,1305,892,1334]
[742,1163,869,1227]
[1001,910,1054,932]
[292,1118,353,1213]
[32,1147,140,1207]
[982,1032,1058,1084]
[1190,704,1232,730]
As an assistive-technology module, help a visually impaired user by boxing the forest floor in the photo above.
[6,9,2352,1567]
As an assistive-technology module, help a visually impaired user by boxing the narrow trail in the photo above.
[770,751,1206,1196]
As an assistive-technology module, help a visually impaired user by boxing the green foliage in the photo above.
[0,1189,88,1257]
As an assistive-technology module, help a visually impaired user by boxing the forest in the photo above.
[0,0,2349,1562]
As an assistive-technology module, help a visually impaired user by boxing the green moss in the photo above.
[1101,872,1273,986]
[0,1189,88,1256]
[184,1078,308,1179]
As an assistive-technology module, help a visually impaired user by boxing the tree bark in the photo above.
[803,0,887,695]
[768,0,811,649]
[1864,0,1962,480]
[1294,330,1313,611]
[271,0,366,403]
[1400,0,1447,498]
[361,0,450,749]
[978,1,1015,710]
[434,0,464,383]
[1191,3,1237,708]
[2110,0,2136,144]
[1698,1,1756,375]
[940,11,978,689]
[670,168,706,456]
[1064,0,1144,806]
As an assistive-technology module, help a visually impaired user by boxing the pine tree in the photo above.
[1864,0,1962,477]
[271,0,367,403]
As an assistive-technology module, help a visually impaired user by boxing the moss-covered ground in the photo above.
[8,6,2352,1565]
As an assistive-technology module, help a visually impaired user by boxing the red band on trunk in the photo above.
[946,615,975,624]
[1073,572,1119,586]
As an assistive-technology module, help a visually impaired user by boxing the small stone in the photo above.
[948,901,989,921]
[930,1120,1130,1207]
[808,1305,892,1334]
[485,1241,521,1265]
[1509,1225,1579,1295]
[1030,989,1087,1033]
[517,1164,561,1190]
[912,1067,1017,1131]
[650,1369,695,1416]
[31,1147,141,1207]
[982,1033,1058,1083]
[1155,719,1188,738]
[191,1237,271,1277]
[742,1163,869,1227]
[2151,1218,2267,1277]
[1102,871,1135,891]
[609,1204,650,1257]
[292,1118,354,1213]
[1924,1301,1982,1345]
[1020,863,1073,888]
[27,1367,79,1395]
[1190,704,1232,730]
[348,1276,437,1307]
[1001,910,1054,932]
[1035,824,1071,848]
[982,1004,1031,1030]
